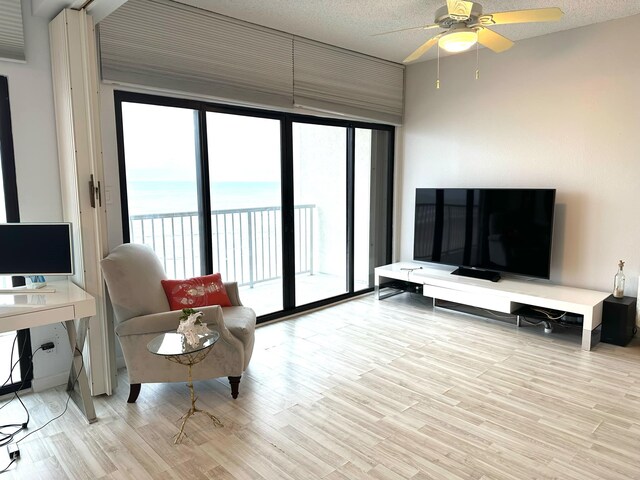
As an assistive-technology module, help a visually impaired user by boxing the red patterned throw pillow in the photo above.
[161,273,232,311]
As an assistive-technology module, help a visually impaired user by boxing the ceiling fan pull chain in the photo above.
[436,43,441,89]
[475,39,480,80]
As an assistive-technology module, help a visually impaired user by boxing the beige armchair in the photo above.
[100,243,256,403]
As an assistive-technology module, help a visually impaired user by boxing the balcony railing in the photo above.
[129,205,314,286]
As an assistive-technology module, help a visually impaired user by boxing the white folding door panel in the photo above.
[50,9,113,395]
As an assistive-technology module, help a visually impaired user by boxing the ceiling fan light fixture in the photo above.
[438,28,478,53]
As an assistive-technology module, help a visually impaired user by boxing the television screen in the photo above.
[413,189,556,279]
[0,223,74,276]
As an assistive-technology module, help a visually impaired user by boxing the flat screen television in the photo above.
[413,188,556,281]
[0,223,74,276]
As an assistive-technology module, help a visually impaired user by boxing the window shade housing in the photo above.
[0,0,25,62]
[293,38,404,125]
[99,0,294,108]
[98,0,404,124]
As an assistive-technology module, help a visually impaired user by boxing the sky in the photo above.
[122,102,281,183]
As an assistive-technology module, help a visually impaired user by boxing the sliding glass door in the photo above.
[119,101,202,279]
[292,123,348,305]
[206,112,283,316]
[354,128,393,289]
[116,91,394,323]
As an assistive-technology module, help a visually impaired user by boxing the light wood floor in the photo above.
[2,292,640,479]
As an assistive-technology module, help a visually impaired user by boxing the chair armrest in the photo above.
[116,305,223,337]
[207,306,246,355]
[224,282,243,306]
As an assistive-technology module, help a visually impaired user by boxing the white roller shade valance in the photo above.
[98,0,404,124]
[0,0,25,62]
[99,0,294,108]
[293,38,404,125]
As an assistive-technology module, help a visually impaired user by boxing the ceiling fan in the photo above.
[378,1,563,63]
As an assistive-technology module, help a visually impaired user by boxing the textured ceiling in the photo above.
[176,0,640,63]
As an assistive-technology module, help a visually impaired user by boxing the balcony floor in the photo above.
[239,272,370,316]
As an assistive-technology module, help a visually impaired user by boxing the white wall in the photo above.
[0,4,72,390]
[0,5,61,220]
[400,14,640,297]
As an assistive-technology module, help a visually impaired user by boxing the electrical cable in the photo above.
[0,347,42,413]
[530,307,567,320]
[481,308,516,320]
[0,423,23,448]
[0,458,17,474]
[0,346,42,453]
[519,316,554,334]
[1,344,84,474]
[0,342,46,474]
[521,315,578,331]
[1,354,24,387]
[0,340,28,476]
[2,323,73,473]
[520,316,544,325]
[15,346,85,448]
[1,335,19,388]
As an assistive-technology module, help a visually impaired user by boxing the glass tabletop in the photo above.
[147,331,220,356]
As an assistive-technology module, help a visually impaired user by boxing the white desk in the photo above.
[0,280,97,423]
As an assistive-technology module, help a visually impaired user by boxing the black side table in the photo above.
[601,295,637,346]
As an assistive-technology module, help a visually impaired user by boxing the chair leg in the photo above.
[127,383,141,403]
[228,376,241,399]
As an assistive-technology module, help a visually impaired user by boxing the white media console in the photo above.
[375,262,610,351]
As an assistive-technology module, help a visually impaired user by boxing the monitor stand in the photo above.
[451,267,501,282]
[27,275,47,289]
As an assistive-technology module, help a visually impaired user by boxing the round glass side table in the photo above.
[147,331,223,443]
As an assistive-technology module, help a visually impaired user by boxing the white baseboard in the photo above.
[31,372,69,393]
[27,358,127,394]
[116,355,126,370]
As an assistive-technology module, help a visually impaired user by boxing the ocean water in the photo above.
[128,181,280,215]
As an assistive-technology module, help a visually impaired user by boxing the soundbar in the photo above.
[451,266,501,282]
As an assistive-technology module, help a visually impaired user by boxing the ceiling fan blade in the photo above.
[477,28,514,53]
[447,0,474,21]
[479,7,563,26]
[372,23,440,37]
[403,35,441,63]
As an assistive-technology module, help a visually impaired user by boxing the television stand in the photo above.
[452,267,501,282]
[375,262,610,351]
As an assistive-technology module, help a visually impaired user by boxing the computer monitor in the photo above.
[0,223,74,276]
